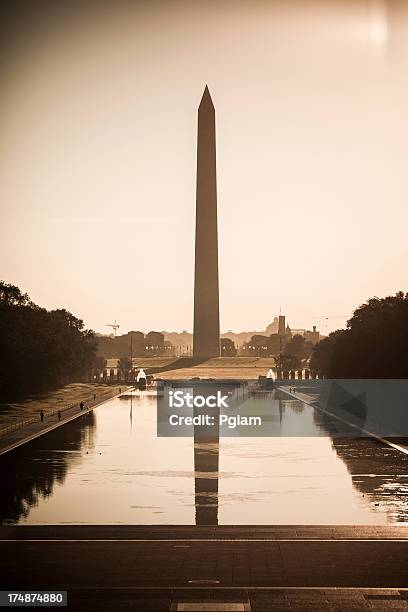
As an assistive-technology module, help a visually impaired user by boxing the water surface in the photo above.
[1,390,408,525]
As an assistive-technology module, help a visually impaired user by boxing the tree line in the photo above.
[241,333,314,370]
[310,292,408,378]
[0,281,97,400]
[96,330,166,359]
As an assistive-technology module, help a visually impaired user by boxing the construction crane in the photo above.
[312,315,348,334]
[106,320,120,336]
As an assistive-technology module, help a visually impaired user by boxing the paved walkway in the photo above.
[2,526,408,610]
[279,386,408,455]
[0,386,130,455]
[3,587,407,611]
[2,525,408,540]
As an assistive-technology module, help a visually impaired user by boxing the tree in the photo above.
[242,333,291,358]
[242,335,269,356]
[267,334,282,355]
[118,357,132,380]
[92,355,107,379]
[283,334,313,369]
[310,292,408,378]
[221,338,237,356]
[0,282,31,306]
[309,330,344,378]
[128,331,145,356]
[0,280,97,400]
[280,353,301,371]
[145,331,165,355]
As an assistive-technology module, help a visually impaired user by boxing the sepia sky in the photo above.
[1,0,408,335]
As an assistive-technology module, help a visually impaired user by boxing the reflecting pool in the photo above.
[1,389,408,524]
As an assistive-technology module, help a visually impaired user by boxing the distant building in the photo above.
[278,315,286,336]
[291,328,306,337]
[285,325,320,345]
[306,325,320,344]
[265,317,279,335]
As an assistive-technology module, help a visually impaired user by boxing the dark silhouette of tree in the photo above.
[310,330,344,378]
[267,334,282,355]
[96,330,170,358]
[117,357,132,381]
[310,292,408,378]
[91,355,107,380]
[0,282,31,306]
[242,334,269,356]
[145,331,164,347]
[145,331,165,355]
[242,333,291,357]
[282,334,313,369]
[279,354,299,370]
[128,330,145,356]
[0,281,97,400]
[93,355,107,371]
[221,338,237,356]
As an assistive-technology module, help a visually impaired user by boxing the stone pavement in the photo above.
[2,526,408,610]
[66,587,408,611]
[279,386,408,455]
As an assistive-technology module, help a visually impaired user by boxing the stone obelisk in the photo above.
[193,86,220,357]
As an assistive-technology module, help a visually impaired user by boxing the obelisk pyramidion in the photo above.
[193,86,220,357]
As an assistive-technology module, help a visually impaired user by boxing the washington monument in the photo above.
[193,86,220,357]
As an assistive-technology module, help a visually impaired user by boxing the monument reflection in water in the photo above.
[161,380,246,526]
[2,387,408,525]
[193,383,220,526]
[193,382,267,525]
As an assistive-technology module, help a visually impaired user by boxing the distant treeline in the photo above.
[310,292,408,378]
[240,334,314,369]
[98,333,238,358]
[96,331,167,358]
[0,281,97,400]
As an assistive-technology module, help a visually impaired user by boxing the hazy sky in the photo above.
[1,0,408,335]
